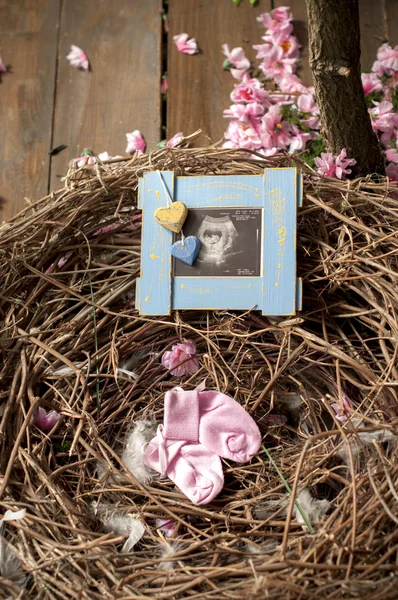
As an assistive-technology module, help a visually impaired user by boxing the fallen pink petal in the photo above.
[156,519,176,538]
[167,132,184,147]
[0,57,7,73]
[66,45,90,71]
[34,407,61,432]
[126,130,146,154]
[162,339,200,377]
[173,33,198,55]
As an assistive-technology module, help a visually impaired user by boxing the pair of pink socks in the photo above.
[143,389,261,505]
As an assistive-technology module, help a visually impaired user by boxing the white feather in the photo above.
[93,502,145,553]
[117,368,139,380]
[159,541,179,571]
[254,489,330,531]
[121,420,157,484]
[0,536,26,587]
[294,489,330,530]
[52,362,85,375]
[0,508,27,588]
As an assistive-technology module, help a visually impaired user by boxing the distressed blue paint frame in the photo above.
[136,169,301,316]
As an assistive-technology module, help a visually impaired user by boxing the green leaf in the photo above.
[302,136,327,168]
[223,59,232,71]
[157,140,167,149]
[232,0,242,5]
[81,148,94,156]
[249,0,258,5]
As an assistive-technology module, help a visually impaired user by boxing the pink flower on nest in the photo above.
[156,519,176,537]
[126,130,146,154]
[162,339,200,376]
[331,396,352,423]
[222,45,250,80]
[315,148,356,180]
[69,155,97,168]
[167,132,184,147]
[66,45,90,71]
[34,407,61,432]
[173,33,198,55]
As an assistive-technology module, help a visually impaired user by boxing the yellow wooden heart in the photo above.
[154,202,188,233]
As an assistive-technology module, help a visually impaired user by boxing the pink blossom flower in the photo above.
[126,130,146,154]
[162,340,200,376]
[167,132,184,147]
[315,148,356,179]
[372,43,398,76]
[257,7,293,36]
[335,149,356,179]
[331,396,352,422]
[224,102,264,123]
[385,147,398,163]
[386,162,398,181]
[156,519,176,537]
[288,125,312,152]
[34,407,61,432]
[0,57,6,73]
[276,72,309,94]
[263,31,300,60]
[222,44,250,80]
[297,93,320,129]
[69,155,97,168]
[66,45,90,70]
[260,105,293,150]
[255,44,296,80]
[334,149,356,178]
[315,152,336,177]
[369,101,397,143]
[161,76,168,94]
[230,74,272,105]
[223,120,263,150]
[361,73,383,95]
[173,33,198,55]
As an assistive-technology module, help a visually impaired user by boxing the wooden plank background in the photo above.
[0,0,396,221]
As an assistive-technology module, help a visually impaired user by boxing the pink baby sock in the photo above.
[163,389,261,463]
[143,427,224,505]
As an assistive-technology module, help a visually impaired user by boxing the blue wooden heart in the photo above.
[171,236,201,266]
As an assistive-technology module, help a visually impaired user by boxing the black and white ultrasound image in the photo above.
[173,208,262,277]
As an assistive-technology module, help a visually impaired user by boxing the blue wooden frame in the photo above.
[136,169,302,316]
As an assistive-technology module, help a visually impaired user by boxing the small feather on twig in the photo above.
[0,508,27,588]
[159,541,180,571]
[93,502,145,553]
[121,420,157,485]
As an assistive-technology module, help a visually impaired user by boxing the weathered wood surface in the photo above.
[50,0,162,190]
[167,0,272,146]
[0,0,396,219]
[0,0,60,222]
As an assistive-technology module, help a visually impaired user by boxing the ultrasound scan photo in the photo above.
[173,208,262,277]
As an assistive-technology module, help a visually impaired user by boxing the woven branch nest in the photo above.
[1,141,398,599]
